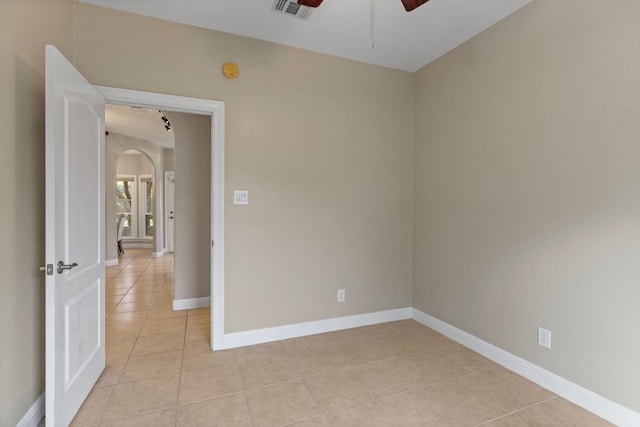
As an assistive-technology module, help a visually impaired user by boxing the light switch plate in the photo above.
[234,190,248,205]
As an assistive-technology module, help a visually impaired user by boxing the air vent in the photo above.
[272,0,314,20]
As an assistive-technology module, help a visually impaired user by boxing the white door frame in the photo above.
[96,86,225,350]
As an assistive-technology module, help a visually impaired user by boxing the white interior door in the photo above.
[165,171,175,253]
[45,45,106,427]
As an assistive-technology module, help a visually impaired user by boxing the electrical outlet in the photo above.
[337,289,346,303]
[538,327,551,349]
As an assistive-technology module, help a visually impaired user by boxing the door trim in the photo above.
[95,86,226,350]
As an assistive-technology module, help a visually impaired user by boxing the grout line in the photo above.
[242,390,257,426]
[475,396,559,426]
[174,324,186,425]
[379,366,502,402]
[94,383,116,424]
[177,390,246,408]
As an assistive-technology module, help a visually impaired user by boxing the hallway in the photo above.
[68,250,610,426]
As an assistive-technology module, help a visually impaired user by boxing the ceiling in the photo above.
[106,104,175,148]
[78,0,532,72]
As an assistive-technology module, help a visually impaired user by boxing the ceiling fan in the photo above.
[298,0,429,12]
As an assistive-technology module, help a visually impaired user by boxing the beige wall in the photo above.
[413,0,640,413]
[74,3,415,332]
[163,148,175,171]
[0,0,75,424]
[172,113,212,300]
[117,152,154,175]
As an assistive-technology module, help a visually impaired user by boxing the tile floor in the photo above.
[67,249,611,426]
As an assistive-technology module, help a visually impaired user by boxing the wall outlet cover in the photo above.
[538,327,551,349]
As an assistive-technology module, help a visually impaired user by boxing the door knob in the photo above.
[57,261,78,274]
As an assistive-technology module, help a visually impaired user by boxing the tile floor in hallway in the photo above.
[68,249,611,426]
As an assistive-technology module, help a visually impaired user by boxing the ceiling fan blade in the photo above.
[401,0,429,12]
[298,0,324,7]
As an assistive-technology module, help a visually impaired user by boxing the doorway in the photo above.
[105,105,174,263]
[97,86,225,350]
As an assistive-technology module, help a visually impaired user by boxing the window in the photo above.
[141,176,154,238]
[116,176,136,238]
[116,175,153,240]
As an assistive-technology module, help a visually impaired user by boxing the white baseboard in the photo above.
[411,308,640,427]
[215,307,412,350]
[152,249,165,259]
[122,242,152,249]
[172,296,210,311]
[105,258,119,267]
[16,393,44,427]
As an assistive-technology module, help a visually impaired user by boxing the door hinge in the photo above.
[211,240,214,247]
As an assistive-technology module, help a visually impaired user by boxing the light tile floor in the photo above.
[68,249,611,426]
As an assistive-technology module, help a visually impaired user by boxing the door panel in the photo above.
[65,280,100,385]
[66,95,102,270]
[45,44,105,427]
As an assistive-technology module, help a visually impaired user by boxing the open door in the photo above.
[165,171,175,253]
[45,45,106,426]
